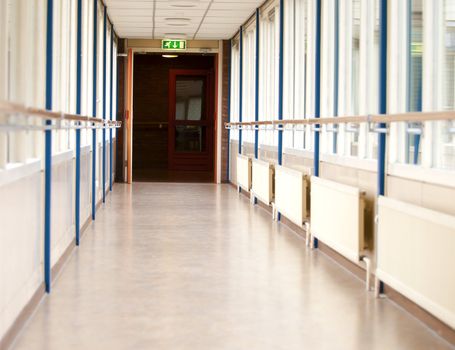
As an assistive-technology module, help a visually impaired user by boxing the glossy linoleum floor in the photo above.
[11,183,454,350]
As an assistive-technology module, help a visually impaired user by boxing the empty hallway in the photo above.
[9,184,453,350]
[1,0,455,348]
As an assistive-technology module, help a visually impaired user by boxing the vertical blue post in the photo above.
[254,9,260,160]
[227,40,232,181]
[377,0,388,294]
[277,0,284,166]
[92,0,97,220]
[314,0,322,177]
[378,0,387,197]
[333,0,340,153]
[44,0,53,294]
[109,26,114,191]
[75,0,82,246]
[238,27,243,155]
[313,0,322,248]
[102,6,107,203]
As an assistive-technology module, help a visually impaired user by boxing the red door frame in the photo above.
[168,69,215,172]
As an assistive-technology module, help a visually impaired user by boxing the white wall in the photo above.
[0,163,42,341]
[0,0,119,343]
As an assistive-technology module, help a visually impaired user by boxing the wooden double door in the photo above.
[168,69,214,172]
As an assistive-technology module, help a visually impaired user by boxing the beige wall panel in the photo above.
[242,142,255,158]
[283,153,314,170]
[421,183,455,217]
[259,148,278,164]
[388,176,455,217]
[387,176,423,206]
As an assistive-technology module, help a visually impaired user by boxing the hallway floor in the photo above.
[11,184,453,350]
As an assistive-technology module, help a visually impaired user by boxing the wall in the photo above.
[0,139,115,343]
[0,0,119,344]
[0,162,42,342]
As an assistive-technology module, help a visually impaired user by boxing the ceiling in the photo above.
[105,0,264,40]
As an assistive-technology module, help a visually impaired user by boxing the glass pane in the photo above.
[406,0,423,165]
[175,126,206,152]
[346,0,361,157]
[175,78,204,121]
[436,1,455,170]
[366,0,380,160]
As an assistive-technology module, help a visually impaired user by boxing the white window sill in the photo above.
[81,144,91,155]
[0,159,41,187]
[53,150,73,165]
[283,147,377,173]
[284,147,314,159]
[259,144,278,153]
[388,163,455,189]
[321,154,377,173]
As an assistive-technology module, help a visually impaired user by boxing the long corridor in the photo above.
[11,184,453,350]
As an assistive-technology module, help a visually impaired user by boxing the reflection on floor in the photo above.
[11,184,454,350]
[133,168,214,183]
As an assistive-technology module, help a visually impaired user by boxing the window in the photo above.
[362,0,380,160]
[283,0,296,150]
[341,0,361,158]
[405,0,423,165]
[0,0,7,167]
[1,0,46,165]
[294,0,308,150]
[242,22,256,147]
[258,3,279,149]
[320,0,336,154]
[434,0,455,170]
[304,0,316,151]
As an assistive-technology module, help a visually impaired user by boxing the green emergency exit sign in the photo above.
[162,39,187,50]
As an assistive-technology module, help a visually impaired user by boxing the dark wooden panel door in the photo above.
[168,69,214,171]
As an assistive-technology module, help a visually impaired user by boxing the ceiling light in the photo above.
[162,54,179,58]
[169,0,199,8]
[165,17,191,26]
[164,33,187,39]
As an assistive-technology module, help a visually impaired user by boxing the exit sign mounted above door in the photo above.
[162,39,187,50]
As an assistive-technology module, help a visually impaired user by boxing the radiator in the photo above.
[274,165,310,227]
[252,159,274,205]
[236,154,252,191]
[377,196,455,329]
[310,176,365,263]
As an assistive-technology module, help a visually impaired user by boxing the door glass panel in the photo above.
[175,78,205,121]
[175,126,206,152]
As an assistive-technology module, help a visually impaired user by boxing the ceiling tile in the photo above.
[106,0,263,40]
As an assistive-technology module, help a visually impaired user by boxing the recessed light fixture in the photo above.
[165,17,191,26]
[169,0,199,8]
[162,54,179,58]
[164,33,187,39]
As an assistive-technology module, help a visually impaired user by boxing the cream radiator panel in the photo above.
[252,159,274,205]
[275,166,309,227]
[377,196,455,329]
[310,176,365,263]
[236,154,251,191]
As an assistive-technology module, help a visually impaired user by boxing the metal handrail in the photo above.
[0,100,122,129]
[225,111,455,129]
